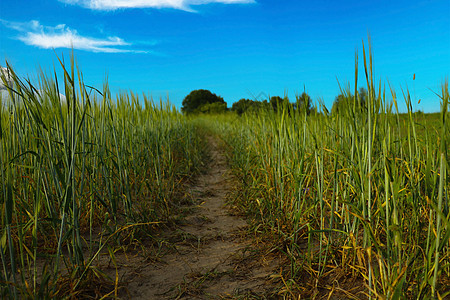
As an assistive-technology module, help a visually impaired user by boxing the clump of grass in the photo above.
[208,38,449,298]
[0,55,203,298]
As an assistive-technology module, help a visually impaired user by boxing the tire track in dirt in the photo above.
[123,135,281,299]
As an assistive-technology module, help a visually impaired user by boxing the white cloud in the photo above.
[1,20,146,53]
[60,0,255,11]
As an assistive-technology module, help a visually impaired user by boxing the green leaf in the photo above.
[392,273,406,300]
[6,182,13,225]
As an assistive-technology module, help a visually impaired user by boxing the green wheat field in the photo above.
[0,42,448,299]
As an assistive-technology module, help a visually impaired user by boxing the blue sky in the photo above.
[1,0,449,112]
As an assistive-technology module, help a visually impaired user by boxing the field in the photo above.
[0,48,449,299]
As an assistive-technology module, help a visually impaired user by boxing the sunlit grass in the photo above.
[207,39,449,299]
[0,38,448,299]
[0,56,203,298]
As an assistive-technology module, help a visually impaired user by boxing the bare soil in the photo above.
[114,136,282,299]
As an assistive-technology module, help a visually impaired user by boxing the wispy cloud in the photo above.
[60,0,255,11]
[1,20,147,53]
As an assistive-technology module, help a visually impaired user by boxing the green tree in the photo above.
[199,102,228,114]
[231,98,253,115]
[270,96,289,112]
[331,93,349,115]
[231,98,269,115]
[357,87,368,109]
[181,89,226,114]
[331,87,367,115]
[295,92,312,114]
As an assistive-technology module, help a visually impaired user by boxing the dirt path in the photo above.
[121,136,280,299]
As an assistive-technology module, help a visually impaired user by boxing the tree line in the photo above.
[181,88,368,115]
